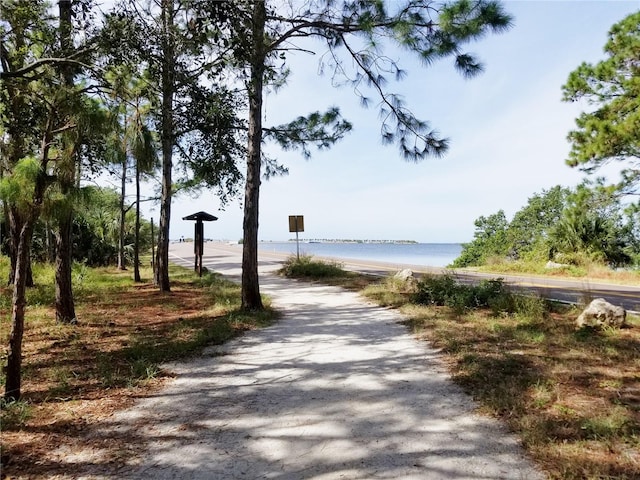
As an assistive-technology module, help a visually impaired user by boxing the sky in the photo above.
[139,0,640,244]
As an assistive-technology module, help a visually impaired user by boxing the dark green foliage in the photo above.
[22,186,153,267]
[506,186,570,260]
[279,255,349,279]
[413,274,512,313]
[452,210,509,267]
[264,108,353,160]
[549,183,637,268]
[562,11,640,196]
[453,184,639,269]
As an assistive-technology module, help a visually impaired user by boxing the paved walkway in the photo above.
[87,244,544,479]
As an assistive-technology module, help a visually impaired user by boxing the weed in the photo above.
[362,276,414,307]
[0,399,32,429]
[580,407,632,440]
[279,254,348,278]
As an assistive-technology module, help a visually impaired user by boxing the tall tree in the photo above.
[102,67,157,273]
[562,11,640,196]
[104,0,246,291]
[233,0,512,309]
[53,0,77,323]
[506,186,570,261]
[0,0,96,400]
[452,210,509,267]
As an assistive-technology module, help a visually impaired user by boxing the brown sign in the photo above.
[288,215,304,233]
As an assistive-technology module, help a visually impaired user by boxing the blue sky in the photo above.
[142,0,640,243]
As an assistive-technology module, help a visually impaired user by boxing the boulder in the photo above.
[545,260,567,269]
[394,269,414,282]
[576,298,626,329]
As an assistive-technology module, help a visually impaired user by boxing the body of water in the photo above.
[258,242,463,268]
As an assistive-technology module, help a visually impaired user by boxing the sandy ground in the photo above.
[74,242,544,479]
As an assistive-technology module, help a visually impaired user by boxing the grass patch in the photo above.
[470,257,640,286]
[0,258,277,478]
[279,254,349,278]
[278,254,378,291]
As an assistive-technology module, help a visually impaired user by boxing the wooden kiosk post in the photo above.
[182,211,218,276]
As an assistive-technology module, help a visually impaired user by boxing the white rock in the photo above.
[393,269,414,281]
[576,298,626,329]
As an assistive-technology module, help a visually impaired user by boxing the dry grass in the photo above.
[0,260,277,479]
[395,301,640,479]
[288,259,640,477]
[474,258,640,286]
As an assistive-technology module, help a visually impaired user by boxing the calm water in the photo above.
[258,242,463,268]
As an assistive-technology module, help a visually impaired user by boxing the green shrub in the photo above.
[412,274,458,305]
[413,275,511,310]
[412,275,548,318]
[279,255,348,278]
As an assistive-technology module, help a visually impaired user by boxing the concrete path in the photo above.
[89,243,544,479]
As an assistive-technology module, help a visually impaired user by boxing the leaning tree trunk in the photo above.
[5,123,51,401]
[4,219,35,401]
[155,0,175,292]
[241,0,266,310]
[6,205,33,288]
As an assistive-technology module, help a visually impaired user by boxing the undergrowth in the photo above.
[279,254,349,278]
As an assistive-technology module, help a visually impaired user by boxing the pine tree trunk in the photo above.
[4,220,35,401]
[155,0,175,292]
[241,0,266,311]
[53,0,76,323]
[6,206,33,288]
[5,118,51,400]
[118,151,127,270]
[54,210,76,323]
[134,161,141,282]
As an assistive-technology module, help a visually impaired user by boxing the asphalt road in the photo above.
[268,248,640,313]
[176,242,640,313]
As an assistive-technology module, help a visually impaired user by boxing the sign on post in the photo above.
[288,215,304,233]
[288,215,304,259]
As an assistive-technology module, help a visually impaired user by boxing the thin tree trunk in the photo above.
[7,206,33,288]
[5,118,52,401]
[241,0,266,310]
[4,220,35,401]
[134,160,141,282]
[155,0,175,292]
[118,150,127,270]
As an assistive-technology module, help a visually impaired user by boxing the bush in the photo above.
[413,275,511,310]
[279,255,348,278]
[412,275,546,317]
[412,274,458,306]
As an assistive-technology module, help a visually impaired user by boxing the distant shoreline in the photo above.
[271,239,421,245]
